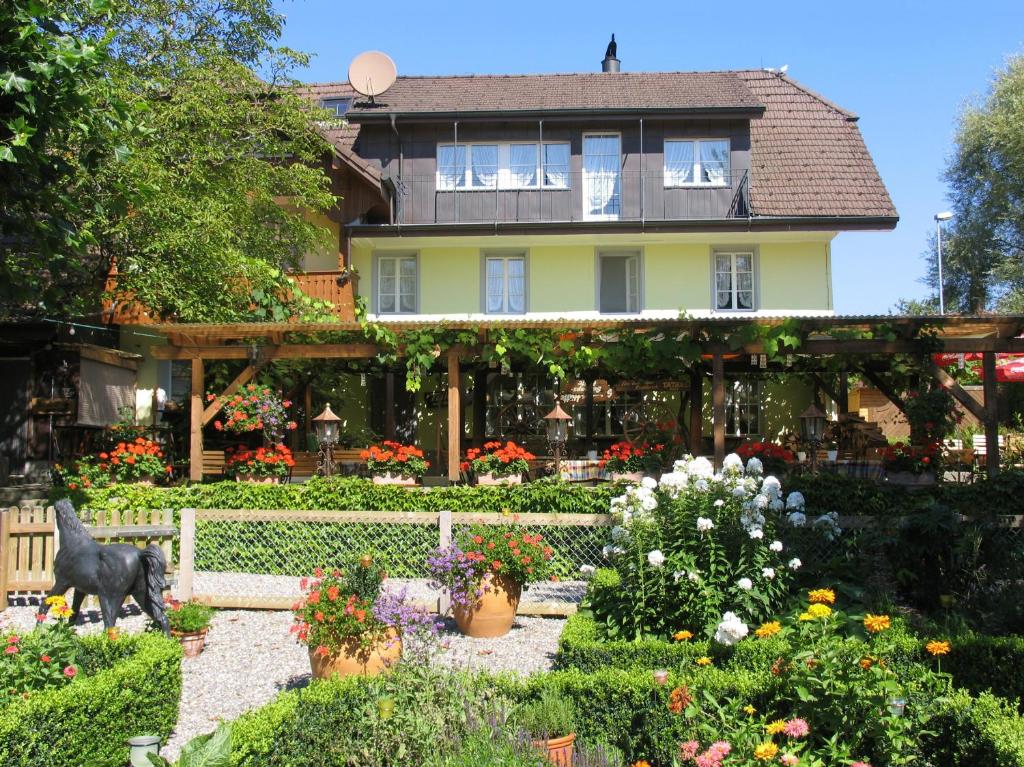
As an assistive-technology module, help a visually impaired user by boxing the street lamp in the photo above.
[543,400,572,478]
[313,403,342,476]
[935,211,953,315]
[799,403,827,474]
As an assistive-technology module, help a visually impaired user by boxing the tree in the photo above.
[913,55,1024,314]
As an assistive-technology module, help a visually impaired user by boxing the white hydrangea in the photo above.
[672,455,695,472]
[658,471,688,499]
[687,456,715,480]
[814,511,843,542]
[762,567,776,580]
[647,549,665,568]
[688,570,700,582]
[611,525,629,542]
[673,570,685,584]
[769,540,784,552]
[640,476,658,490]
[714,611,749,646]
[769,497,785,513]
[696,517,715,533]
[737,577,753,590]
[787,511,807,528]
[694,479,709,492]
[580,564,596,576]
[745,456,764,476]
[732,485,748,499]
[713,498,725,507]
[722,453,744,475]
[786,491,806,511]
[602,544,614,559]
[748,528,764,540]
[751,494,769,511]
[761,476,782,498]
[788,557,802,570]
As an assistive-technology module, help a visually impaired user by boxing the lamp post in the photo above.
[544,400,572,478]
[313,403,342,477]
[799,403,827,475]
[935,211,953,314]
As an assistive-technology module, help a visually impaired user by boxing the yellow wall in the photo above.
[528,245,596,313]
[644,243,712,313]
[759,242,831,311]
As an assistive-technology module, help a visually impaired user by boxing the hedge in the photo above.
[942,635,1024,709]
[920,690,1024,766]
[0,633,182,767]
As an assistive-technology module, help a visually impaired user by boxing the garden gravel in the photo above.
[1,595,565,762]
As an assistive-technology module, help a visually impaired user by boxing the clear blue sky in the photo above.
[274,0,1023,315]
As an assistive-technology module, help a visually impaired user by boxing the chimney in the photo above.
[601,34,620,73]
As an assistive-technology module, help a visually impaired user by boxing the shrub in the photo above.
[509,688,578,738]
[165,600,214,634]
[920,690,1024,766]
[941,635,1024,709]
[0,633,182,767]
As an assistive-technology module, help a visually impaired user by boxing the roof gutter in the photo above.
[347,105,765,123]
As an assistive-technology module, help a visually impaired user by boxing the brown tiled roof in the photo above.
[736,71,896,219]
[300,71,896,221]
[344,72,763,115]
[294,83,382,184]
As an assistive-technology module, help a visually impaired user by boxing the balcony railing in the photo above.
[290,271,359,321]
[389,170,750,226]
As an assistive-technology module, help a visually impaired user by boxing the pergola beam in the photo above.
[983,352,1000,477]
[200,363,263,427]
[928,363,988,422]
[151,343,380,360]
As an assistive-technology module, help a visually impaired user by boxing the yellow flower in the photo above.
[673,630,694,642]
[765,719,787,735]
[864,614,891,634]
[808,588,836,605]
[743,704,757,715]
[45,595,66,607]
[807,603,832,619]
[926,640,951,657]
[798,612,814,622]
[755,621,781,638]
[754,741,780,760]
[695,656,713,666]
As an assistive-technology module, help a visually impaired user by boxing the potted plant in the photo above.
[511,690,578,766]
[735,441,795,475]
[884,441,939,486]
[462,440,534,485]
[361,441,429,486]
[291,556,434,678]
[165,599,214,657]
[224,443,295,484]
[208,384,298,442]
[427,525,554,638]
[599,441,666,482]
[99,438,172,485]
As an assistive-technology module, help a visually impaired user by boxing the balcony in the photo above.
[289,271,359,321]
[389,170,750,226]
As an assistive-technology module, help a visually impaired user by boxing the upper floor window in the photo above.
[726,379,761,436]
[320,97,352,117]
[484,255,526,314]
[599,251,640,313]
[664,139,730,186]
[437,142,570,191]
[714,251,755,312]
[377,254,417,314]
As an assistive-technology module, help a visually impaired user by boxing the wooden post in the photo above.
[178,508,196,600]
[447,350,461,482]
[584,377,595,452]
[384,372,396,440]
[438,509,452,614]
[0,508,10,610]
[712,354,725,468]
[688,367,704,456]
[189,358,204,482]
[983,351,1000,478]
[838,372,850,414]
[472,367,487,447]
[304,382,313,442]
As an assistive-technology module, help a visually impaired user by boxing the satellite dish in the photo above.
[348,51,397,100]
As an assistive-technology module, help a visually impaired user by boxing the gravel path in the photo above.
[1,596,565,761]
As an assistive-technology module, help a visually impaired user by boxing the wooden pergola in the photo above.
[149,315,1024,482]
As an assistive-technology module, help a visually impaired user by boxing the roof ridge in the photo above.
[770,73,858,121]
[300,70,759,87]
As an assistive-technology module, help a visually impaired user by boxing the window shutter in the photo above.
[78,358,136,426]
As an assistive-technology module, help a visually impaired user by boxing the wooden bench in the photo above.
[201,450,226,478]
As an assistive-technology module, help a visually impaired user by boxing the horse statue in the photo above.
[38,499,170,635]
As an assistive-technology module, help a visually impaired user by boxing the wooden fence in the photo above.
[0,505,177,610]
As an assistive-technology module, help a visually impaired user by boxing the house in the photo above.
[117,43,921,475]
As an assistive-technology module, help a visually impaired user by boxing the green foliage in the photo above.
[920,690,1024,766]
[509,688,577,738]
[166,600,214,634]
[0,633,182,767]
[940,635,1024,709]
[147,723,233,767]
[1,616,80,703]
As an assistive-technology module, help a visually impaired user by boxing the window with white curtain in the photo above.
[664,139,730,186]
[484,255,526,314]
[714,251,755,311]
[437,142,570,190]
[583,134,622,220]
[726,379,761,436]
[377,255,417,314]
[599,252,640,313]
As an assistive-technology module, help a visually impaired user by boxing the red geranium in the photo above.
[361,441,430,479]
[224,443,295,479]
[462,440,534,478]
[599,441,666,474]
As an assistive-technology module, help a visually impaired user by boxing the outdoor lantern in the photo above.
[544,400,573,477]
[887,697,907,717]
[313,403,342,445]
[127,735,161,766]
[799,404,827,443]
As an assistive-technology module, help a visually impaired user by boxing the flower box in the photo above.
[234,475,280,485]
[476,472,522,486]
[609,471,644,483]
[372,472,418,486]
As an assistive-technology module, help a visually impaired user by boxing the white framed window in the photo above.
[598,251,640,314]
[376,254,417,314]
[437,142,570,190]
[320,97,352,117]
[713,251,755,311]
[484,255,526,314]
[583,133,621,220]
[726,379,761,436]
[664,139,730,186]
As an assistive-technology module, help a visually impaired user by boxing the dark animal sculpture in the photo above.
[605,34,617,59]
[38,499,170,635]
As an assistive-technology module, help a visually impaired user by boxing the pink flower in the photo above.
[63,665,77,678]
[679,741,700,761]
[781,755,799,766]
[695,756,718,767]
[35,614,46,623]
[4,645,18,655]
[783,718,809,738]
[708,741,731,758]
[6,635,18,644]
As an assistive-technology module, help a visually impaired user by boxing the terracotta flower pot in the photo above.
[308,632,402,679]
[476,472,522,486]
[372,472,418,486]
[453,575,522,638]
[172,627,208,658]
[609,471,644,483]
[532,733,576,767]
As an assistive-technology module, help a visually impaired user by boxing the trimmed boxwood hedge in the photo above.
[0,633,182,767]
[920,690,1024,766]
[941,635,1024,710]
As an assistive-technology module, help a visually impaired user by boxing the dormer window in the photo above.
[320,98,352,117]
[437,142,570,190]
[664,139,730,186]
